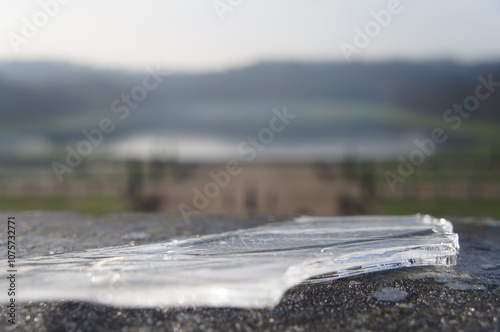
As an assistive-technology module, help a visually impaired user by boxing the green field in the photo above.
[374,197,500,219]
[0,195,129,215]
[0,193,498,219]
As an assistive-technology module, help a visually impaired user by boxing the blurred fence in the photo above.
[0,159,499,215]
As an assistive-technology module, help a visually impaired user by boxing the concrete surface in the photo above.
[0,212,499,331]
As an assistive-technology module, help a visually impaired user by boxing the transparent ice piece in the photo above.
[1,214,458,308]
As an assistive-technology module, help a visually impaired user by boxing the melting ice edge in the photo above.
[1,214,458,308]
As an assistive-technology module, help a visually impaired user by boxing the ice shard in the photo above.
[1,214,458,308]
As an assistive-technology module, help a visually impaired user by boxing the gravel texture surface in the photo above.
[0,212,498,331]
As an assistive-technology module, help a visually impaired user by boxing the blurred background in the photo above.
[0,0,499,218]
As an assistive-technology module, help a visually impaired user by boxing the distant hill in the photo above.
[0,60,499,159]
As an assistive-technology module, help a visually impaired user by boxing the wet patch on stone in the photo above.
[373,287,408,302]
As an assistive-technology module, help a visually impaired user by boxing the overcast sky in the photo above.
[1,0,499,72]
